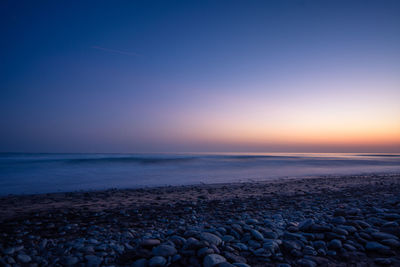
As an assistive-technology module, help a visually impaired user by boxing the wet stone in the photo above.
[203,254,226,267]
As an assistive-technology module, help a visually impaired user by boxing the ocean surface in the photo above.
[0,153,400,195]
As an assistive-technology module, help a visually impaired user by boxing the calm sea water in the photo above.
[0,153,399,195]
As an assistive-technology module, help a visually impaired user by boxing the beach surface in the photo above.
[1,173,400,266]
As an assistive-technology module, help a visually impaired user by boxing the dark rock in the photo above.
[148,256,167,267]
[328,239,342,250]
[365,242,391,254]
[297,258,316,267]
[200,232,223,246]
[132,258,147,267]
[250,229,264,241]
[203,254,226,267]
[141,239,161,247]
[152,244,177,257]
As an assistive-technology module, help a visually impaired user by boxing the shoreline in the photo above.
[1,173,400,266]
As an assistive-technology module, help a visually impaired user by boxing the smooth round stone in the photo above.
[327,250,337,256]
[343,244,356,251]
[64,256,79,266]
[132,258,147,267]
[313,240,326,249]
[172,254,181,262]
[203,254,226,267]
[148,256,167,267]
[264,231,278,239]
[381,239,400,248]
[298,219,314,231]
[233,263,251,267]
[3,248,15,255]
[250,229,264,241]
[246,218,259,224]
[17,254,31,263]
[374,258,392,265]
[218,263,236,267]
[152,244,177,257]
[85,255,102,267]
[263,240,279,252]
[199,232,222,246]
[248,240,261,249]
[371,232,398,240]
[331,216,346,224]
[222,235,235,242]
[297,258,316,267]
[365,242,391,253]
[283,240,302,251]
[232,243,248,251]
[333,227,348,236]
[328,239,342,250]
[197,247,213,257]
[382,221,399,228]
[141,239,161,247]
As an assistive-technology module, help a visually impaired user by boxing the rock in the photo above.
[328,239,342,250]
[233,264,251,267]
[148,256,167,267]
[132,258,147,267]
[365,242,391,254]
[172,254,181,262]
[152,244,177,257]
[217,263,236,267]
[85,255,102,267]
[298,219,314,231]
[250,229,264,241]
[248,240,261,249]
[203,254,226,267]
[343,244,356,251]
[64,256,79,266]
[246,218,259,224]
[313,240,326,249]
[331,216,346,224]
[283,240,302,251]
[17,254,31,263]
[141,239,161,247]
[222,235,235,242]
[372,232,398,240]
[3,248,15,255]
[297,258,316,267]
[223,252,247,263]
[200,232,222,246]
[198,247,214,257]
[381,239,400,248]
[374,258,392,265]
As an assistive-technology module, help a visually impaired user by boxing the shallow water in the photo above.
[0,153,399,195]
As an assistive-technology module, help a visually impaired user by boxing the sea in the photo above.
[0,153,399,195]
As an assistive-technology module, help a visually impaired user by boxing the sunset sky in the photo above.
[1,0,399,153]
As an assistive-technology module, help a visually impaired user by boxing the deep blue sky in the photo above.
[1,0,399,153]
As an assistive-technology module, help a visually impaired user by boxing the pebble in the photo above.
[200,232,222,246]
[203,254,226,267]
[141,239,161,247]
[250,229,264,241]
[85,255,102,267]
[17,254,31,263]
[148,256,166,267]
[328,239,342,250]
[152,244,177,257]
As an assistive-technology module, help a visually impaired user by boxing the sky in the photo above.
[1,0,399,153]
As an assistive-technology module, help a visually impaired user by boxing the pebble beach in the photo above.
[1,173,400,267]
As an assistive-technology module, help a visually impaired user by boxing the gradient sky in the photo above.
[1,0,399,153]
